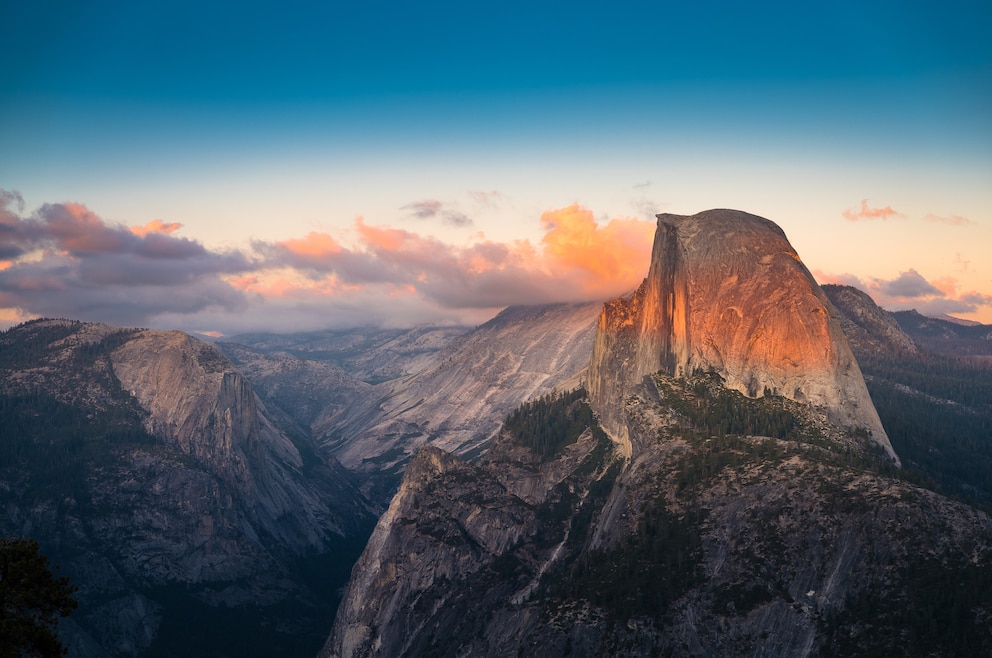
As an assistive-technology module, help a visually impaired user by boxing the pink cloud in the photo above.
[0,191,666,333]
[129,219,183,237]
[0,192,256,328]
[540,204,655,293]
[252,204,654,311]
[924,213,973,226]
[842,199,904,222]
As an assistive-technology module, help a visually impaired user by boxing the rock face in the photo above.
[0,319,376,656]
[224,303,602,503]
[589,210,897,464]
[822,284,918,357]
[326,303,601,476]
[321,378,992,658]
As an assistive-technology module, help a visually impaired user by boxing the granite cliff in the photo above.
[0,319,376,656]
[322,377,992,658]
[589,210,897,464]
[223,302,601,503]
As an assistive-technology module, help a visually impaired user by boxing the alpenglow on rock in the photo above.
[588,209,899,464]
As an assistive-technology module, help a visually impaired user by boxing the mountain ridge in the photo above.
[0,318,376,656]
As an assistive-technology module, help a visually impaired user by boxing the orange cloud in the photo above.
[540,204,655,292]
[278,231,343,258]
[842,199,903,222]
[253,204,655,310]
[129,219,183,237]
[354,218,410,252]
[930,276,958,298]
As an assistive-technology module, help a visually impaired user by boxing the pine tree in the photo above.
[0,537,77,658]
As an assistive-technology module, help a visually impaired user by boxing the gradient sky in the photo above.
[2,0,991,335]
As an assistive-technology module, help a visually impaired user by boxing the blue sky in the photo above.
[2,0,991,333]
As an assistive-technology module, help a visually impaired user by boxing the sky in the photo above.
[2,0,991,335]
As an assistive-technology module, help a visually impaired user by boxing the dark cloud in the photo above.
[401,199,442,219]
[876,269,942,298]
[961,291,992,306]
[0,191,257,329]
[401,199,474,227]
[441,211,472,227]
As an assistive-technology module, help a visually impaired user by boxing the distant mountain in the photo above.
[323,211,992,657]
[825,285,992,509]
[223,303,601,503]
[891,309,992,363]
[930,313,982,327]
[223,325,467,384]
[0,319,376,657]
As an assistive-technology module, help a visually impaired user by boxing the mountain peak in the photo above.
[589,209,898,464]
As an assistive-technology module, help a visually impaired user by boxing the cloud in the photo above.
[842,199,904,221]
[1,190,656,334]
[401,199,473,227]
[401,199,442,219]
[256,203,654,312]
[816,266,992,321]
[875,269,942,298]
[468,190,507,208]
[632,198,662,219]
[812,270,867,289]
[129,219,184,237]
[924,213,974,226]
[0,191,256,329]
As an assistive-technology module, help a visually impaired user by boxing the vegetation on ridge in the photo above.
[502,388,601,458]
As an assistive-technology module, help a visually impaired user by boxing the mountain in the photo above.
[824,285,992,509]
[323,211,992,657]
[0,319,376,657]
[819,284,918,358]
[222,303,601,503]
[589,210,896,464]
[891,309,992,364]
[222,325,467,385]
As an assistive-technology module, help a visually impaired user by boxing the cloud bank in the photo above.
[0,192,654,334]
[815,268,992,320]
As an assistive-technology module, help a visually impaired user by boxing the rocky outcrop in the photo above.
[589,210,897,464]
[322,420,619,658]
[822,284,918,357]
[0,319,376,656]
[321,379,992,657]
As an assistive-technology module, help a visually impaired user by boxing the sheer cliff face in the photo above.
[589,209,898,464]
